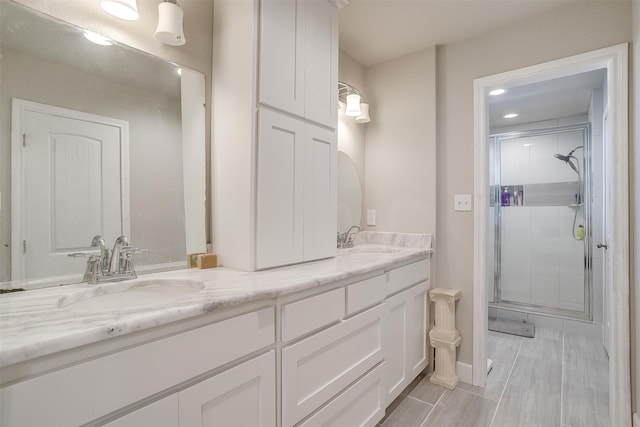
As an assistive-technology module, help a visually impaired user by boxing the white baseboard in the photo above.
[633,412,639,427]
[456,361,473,385]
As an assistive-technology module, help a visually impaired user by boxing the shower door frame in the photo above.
[490,123,593,321]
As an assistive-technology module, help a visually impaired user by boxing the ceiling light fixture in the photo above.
[100,0,139,20]
[155,0,186,46]
[503,113,519,119]
[83,30,113,46]
[489,88,507,96]
[338,81,371,124]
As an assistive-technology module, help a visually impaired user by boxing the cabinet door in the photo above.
[258,0,305,116]
[303,124,336,261]
[383,280,429,405]
[256,109,305,268]
[383,290,409,405]
[179,351,276,427]
[407,282,429,378]
[303,0,338,128]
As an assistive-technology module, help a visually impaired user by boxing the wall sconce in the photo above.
[155,0,186,46]
[339,81,370,124]
[100,0,139,20]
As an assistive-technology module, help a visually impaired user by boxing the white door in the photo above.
[12,99,129,281]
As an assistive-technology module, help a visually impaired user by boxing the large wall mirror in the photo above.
[0,2,207,289]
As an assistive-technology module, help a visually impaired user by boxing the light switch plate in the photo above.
[366,209,376,226]
[454,194,472,211]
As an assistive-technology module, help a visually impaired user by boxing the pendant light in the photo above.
[100,0,139,20]
[155,1,186,46]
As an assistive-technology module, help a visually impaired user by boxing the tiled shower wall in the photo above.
[488,92,604,336]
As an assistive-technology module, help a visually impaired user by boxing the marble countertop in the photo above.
[0,236,432,368]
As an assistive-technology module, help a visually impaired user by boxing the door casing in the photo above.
[472,44,630,425]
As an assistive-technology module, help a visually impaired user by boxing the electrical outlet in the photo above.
[366,209,376,226]
[454,194,472,211]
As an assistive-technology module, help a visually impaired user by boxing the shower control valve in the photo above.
[597,242,608,250]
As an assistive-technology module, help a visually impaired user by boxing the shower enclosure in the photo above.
[489,123,592,320]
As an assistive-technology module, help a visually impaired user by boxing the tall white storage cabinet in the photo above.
[213,0,341,271]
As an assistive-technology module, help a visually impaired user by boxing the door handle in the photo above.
[597,243,608,249]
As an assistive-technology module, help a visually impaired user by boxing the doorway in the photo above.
[472,44,630,425]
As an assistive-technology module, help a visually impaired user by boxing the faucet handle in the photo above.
[121,247,148,255]
[68,252,97,258]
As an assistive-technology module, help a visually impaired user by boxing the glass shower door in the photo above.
[493,124,591,318]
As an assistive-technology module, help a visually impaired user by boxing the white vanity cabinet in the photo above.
[281,304,384,427]
[383,280,429,405]
[179,351,276,427]
[256,109,336,268]
[213,0,341,271]
[107,352,276,427]
[258,0,339,128]
[0,307,276,427]
[382,260,430,405]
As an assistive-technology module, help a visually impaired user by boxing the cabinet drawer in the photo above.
[282,305,383,427]
[281,287,345,342]
[298,362,385,427]
[346,274,386,316]
[386,259,430,296]
[0,307,275,427]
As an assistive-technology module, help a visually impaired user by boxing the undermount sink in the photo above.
[58,279,205,311]
[346,246,400,254]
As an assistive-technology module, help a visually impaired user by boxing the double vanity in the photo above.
[0,234,432,427]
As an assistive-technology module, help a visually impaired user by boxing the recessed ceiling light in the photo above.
[503,113,519,119]
[489,88,507,96]
[83,30,113,46]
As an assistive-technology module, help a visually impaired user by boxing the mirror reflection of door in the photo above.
[12,99,129,281]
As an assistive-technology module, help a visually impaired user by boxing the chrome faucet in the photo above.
[69,235,145,284]
[109,235,130,274]
[337,225,362,248]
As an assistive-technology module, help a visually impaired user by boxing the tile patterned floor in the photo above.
[378,329,610,427]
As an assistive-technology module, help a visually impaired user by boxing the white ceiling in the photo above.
[488,69,606,128]
[339,0,583,67]
[339,0,606,127]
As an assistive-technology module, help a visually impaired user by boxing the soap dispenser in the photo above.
[501,187,510,207]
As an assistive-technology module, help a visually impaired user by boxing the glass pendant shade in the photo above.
[155,2,186,46]
[345,94,361,117]
[355,103,370,123]
[100,0,139,20]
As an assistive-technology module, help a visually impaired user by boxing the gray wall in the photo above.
[363,47,437,235]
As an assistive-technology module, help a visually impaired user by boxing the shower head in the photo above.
[553,153,580,175]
